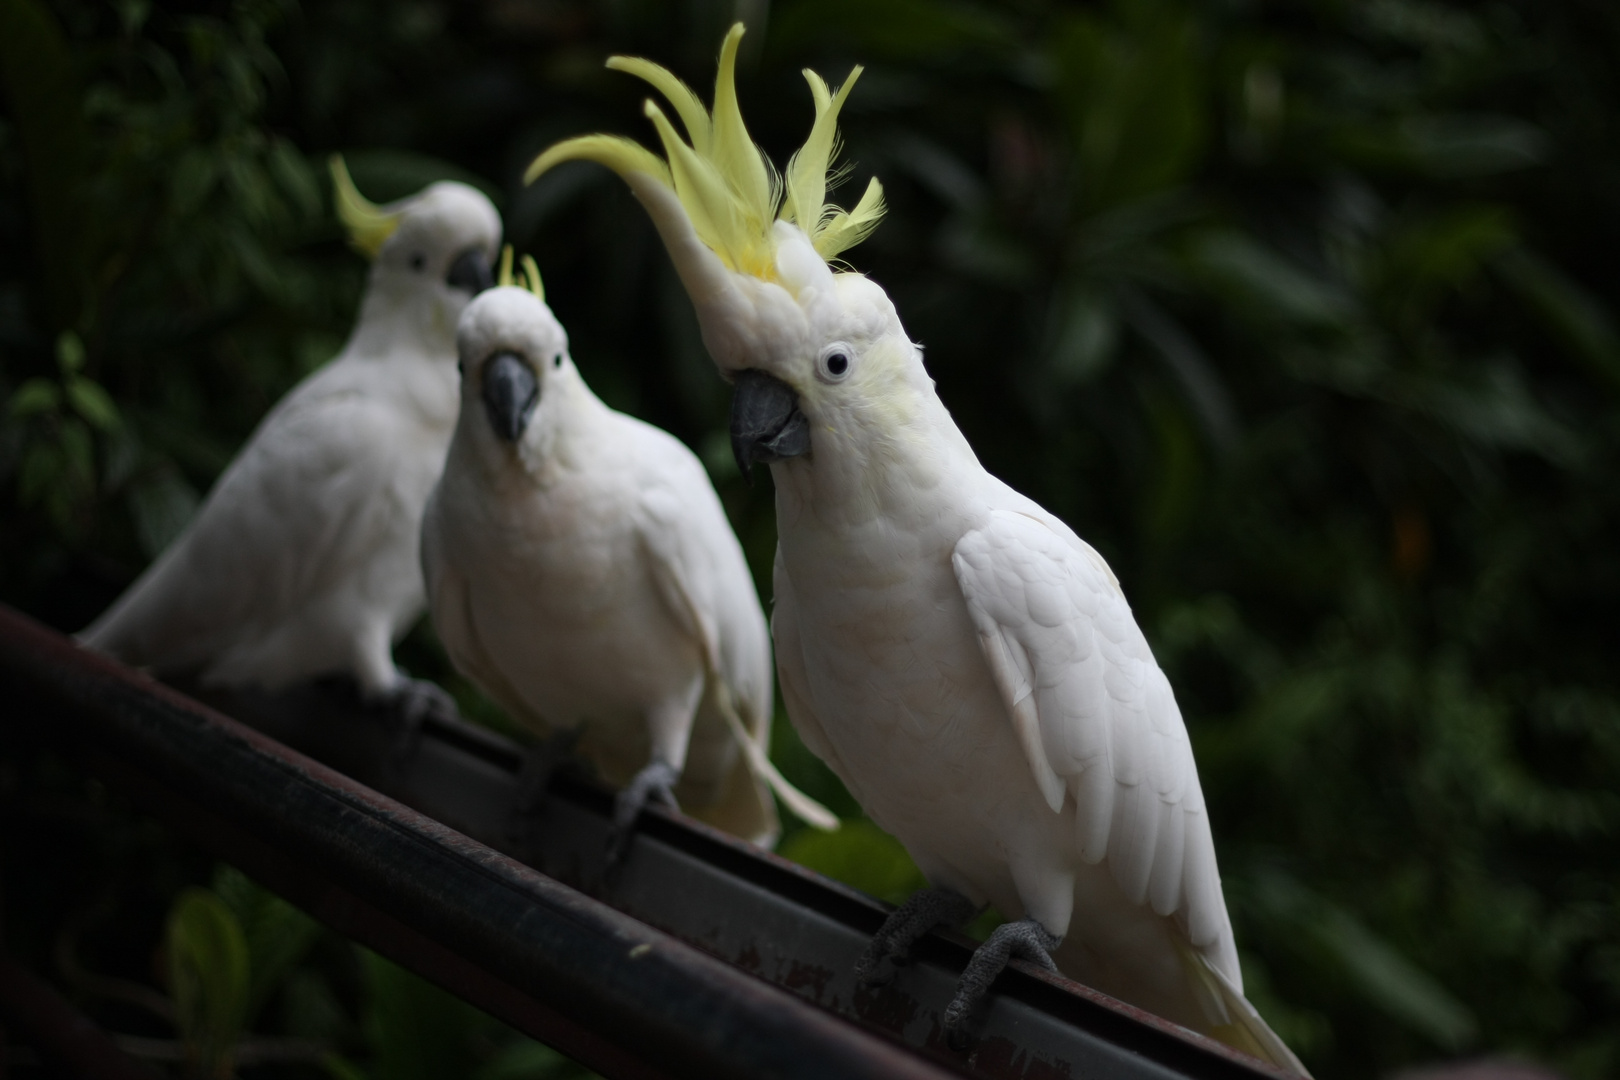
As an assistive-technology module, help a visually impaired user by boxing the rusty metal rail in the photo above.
[0,603,1287,1080]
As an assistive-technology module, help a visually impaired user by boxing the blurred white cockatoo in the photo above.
[525,24,1308,1074]
[81,159,500,722]
[420,261,834,849]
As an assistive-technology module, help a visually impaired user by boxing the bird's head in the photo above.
[331,156,502,327]
[452,254,575,468]
[525,24,924,480]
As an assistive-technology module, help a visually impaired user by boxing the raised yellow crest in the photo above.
[523,23,885,281]
[329,155,403,259]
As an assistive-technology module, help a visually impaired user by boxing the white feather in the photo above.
[81,182,502,696]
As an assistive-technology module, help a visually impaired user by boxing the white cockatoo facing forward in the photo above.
[526,25,1308,1074]
[81,160,500,719]
[420,269,834,849]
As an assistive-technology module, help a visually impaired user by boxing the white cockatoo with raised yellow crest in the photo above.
[525,24,1308,1074]
[81,159,499,724]
[420,255,832,850]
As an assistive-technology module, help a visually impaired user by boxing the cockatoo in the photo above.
[81,159,499,723]
[419,258,834,851]
[525,24,1308,1074]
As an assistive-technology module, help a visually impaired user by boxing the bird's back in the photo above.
[82,356,454,691]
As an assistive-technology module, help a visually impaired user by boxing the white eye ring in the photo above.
[816,342,856,383]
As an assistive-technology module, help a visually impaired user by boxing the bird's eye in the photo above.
[410,254,425,272]
[456,359,465,375]
[816,342,855,383]
[553,354,563,369]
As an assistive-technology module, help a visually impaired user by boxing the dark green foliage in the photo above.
[4,0,1620,1076]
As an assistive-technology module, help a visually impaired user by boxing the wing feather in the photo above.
[83,383,422,687]
[953,507,1228,966]
[634,454,835,832]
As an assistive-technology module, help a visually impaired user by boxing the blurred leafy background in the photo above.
[4,0,1620,1076]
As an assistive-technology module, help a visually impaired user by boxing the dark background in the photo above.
[4,0,1620,1076]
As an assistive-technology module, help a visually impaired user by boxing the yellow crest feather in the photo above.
[523,22,885,280]
[495,245,545,302]
[520,254,545,302]
[329,155,402,259]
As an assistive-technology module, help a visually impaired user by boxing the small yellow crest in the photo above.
[524,23,884,281]
[329,155,403,259]
[496,244,546,302]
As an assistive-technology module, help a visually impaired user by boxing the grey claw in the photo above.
[941,918,1061,1046]
[506,728,581,839]
[379,676,458,761]
[606,760,681,866]
[853,887,978,989]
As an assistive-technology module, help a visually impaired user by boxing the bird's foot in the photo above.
[374,676,459,762]
[606,760,681,867]
[942,918,1061,1051]
[506,728,582,839]
[854,887,979,988]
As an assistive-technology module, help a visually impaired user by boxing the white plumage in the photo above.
[81,179,501,704]
[523,28,1308,1066]
[420,285,821,846]
[724,223,1301,1071]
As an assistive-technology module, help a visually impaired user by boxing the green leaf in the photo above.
[270,137,321,217]
[172,146,221,217]
[210,866,322,1025]
[476,1040,592,1080]
[1316,909,1479,1051]
[357,951,493,1080]
[8,378,61,419]
[65,376,119,431]
[1187,231,1354,329]
[779,820,928,906]
[340,149,501,206]
[1045,284,1120,385]
[0,0,90,329]
[55,330,85,373]
[323,1052,371,1080]
[1495,249,1620,391]
[1052,3,1208,209]
[165,888,252,1077]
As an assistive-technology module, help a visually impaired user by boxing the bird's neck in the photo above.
[514,372,612,482]
[344,275,461,362]
[772,370,983,538]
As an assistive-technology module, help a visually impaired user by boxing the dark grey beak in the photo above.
[730,370,810,482]
[482,352,539,442]
[447,248,495,294]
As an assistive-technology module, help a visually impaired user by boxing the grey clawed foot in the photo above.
[606,759,681,867]
[942,918,1061,1051]
[506,728,582,839]
[853,887,979,988]
[380,676,459,761]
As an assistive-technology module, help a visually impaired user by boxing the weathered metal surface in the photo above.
[0,603,1288,1080]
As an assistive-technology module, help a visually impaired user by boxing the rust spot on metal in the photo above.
[852,981,920,1035]
[735,942,763,972]
[783,960,834,1004]
[966,1035,1073,1080]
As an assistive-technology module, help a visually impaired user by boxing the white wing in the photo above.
[952,507,1233,973]
[420,493,539,727]
[634,452,836,832]
[83,380,426,690]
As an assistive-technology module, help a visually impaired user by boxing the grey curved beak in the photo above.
[447,248,495,294]
[482,352,539,442]
[730,370,810,482]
